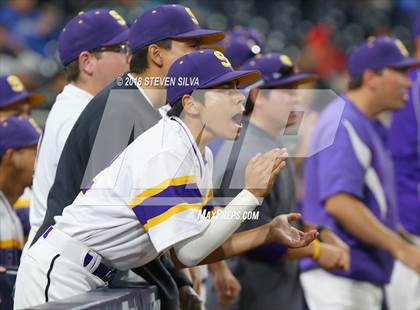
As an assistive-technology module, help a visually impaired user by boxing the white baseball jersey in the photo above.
[0,191,24,266]
[55,116,213,270]
[28,84,93,245]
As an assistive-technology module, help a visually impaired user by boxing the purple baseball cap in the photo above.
[129,4,225,54]
[240,53,318,88]
[230,26,265,47]
[0,116,42,157]
[166,50,260,106]
[348,36,420,77]
[58,9,129,66]
[0,75,46,109]
[222,33,262,68]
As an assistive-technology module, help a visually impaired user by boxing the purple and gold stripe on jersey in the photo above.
[13,199,30,238]
[0,239,23,266]
[129,176,213,231]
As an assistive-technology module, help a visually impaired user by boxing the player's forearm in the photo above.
[281,243,314,260]
[208,261,229,275]
[204,231,316,264]
[325,194,404,256]
[198,223,272,264]
[173,189,259,267]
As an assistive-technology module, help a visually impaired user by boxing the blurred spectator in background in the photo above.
[0,22,20,74]
[300,36,420,310]
[0,0,61,56]
[207,53,349,310]
[385,15,420,310]
[0,115,41,310]
[299,24,347,93]
[111,0,145,24]
[0,74,46,119]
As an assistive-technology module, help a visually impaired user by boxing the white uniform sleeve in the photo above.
[128,150,211,254]
[173,189,259,267]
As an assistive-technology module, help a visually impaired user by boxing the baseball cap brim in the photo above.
[0,92,46,109]
[103,28,130,46]
[26,93,47,107]
[265,73,319,88]
[202,69,261,89]
[172,29,225,46]
[202,44,225,52]
[389,57,420,70]
[20,135,41,149]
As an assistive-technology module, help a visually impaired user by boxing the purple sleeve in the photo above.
[318,124,365,203]
[247,243,288,262]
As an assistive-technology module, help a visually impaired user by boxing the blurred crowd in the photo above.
[0,1,419,310]
[0,0,419,121]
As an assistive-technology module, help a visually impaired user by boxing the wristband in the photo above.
[311,239,321,261]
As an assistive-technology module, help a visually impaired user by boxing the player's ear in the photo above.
[78,51,95,76]
[182,94,200,117]
[148,44,164,68]
[1,149,16,168]
[363,69,381,90]
[415,37,420,59]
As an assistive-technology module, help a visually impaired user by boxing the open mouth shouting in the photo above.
[231,112,243,129]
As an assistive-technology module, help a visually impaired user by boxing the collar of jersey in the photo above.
[168,116,206,177]
[0,191,11,209]
[66,83,94,101]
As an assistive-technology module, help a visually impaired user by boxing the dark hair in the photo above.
[64,60,80,82]
[64,52,102,82]
[244,88,271,116]
[166,90,206,118]
[348,69,383,90]
[348,76,363,90]
[167,99,184,118]
[130,39,172,73]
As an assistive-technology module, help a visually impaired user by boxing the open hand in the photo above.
[245,148,288,198]
[268,213,318,248]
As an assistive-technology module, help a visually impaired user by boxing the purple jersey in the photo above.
[301,96,398,285]
[388,68,420,235]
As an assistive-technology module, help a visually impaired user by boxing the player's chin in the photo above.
[392,99,407,110]
[223,126,242,141]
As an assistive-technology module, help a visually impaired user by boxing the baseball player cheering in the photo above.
[14,50,317,309]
